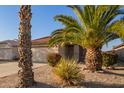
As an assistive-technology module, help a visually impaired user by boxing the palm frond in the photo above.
[49,5,124,49]
[106,18,124,38]
[68,5,87,31]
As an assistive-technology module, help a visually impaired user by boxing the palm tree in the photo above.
[18,5,34,87]
[49,5,124,72]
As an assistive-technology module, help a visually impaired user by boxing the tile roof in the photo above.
[113,43,124,49]
[0,40,18,47]
[32,36,51,45]
[0,36,51,48]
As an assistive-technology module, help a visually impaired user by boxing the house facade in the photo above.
[0,40,19,60]
[0,36,86,63]
[113,43,124,61]
[31,36,58,62]
[59,44,86,62]
[32,36,86,62]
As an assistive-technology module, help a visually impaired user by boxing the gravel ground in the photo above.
[0,62,124,88]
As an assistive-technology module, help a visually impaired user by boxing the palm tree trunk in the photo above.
[85,48,102,72]
[18,5,34,87]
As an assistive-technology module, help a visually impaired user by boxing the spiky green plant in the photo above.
[54,58,84,86]
[49,5,124,72]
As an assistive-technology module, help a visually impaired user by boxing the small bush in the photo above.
[47,53,61,67]
[102,52,118,67]
[54,58,84,86]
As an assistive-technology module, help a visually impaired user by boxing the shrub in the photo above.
[47,53,61,67]
[102,52,118,67]
[54,58,84,86]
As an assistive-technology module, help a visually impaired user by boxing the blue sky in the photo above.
[0,5,122,51]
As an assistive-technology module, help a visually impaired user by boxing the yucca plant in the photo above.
[54,58,84,86]
[49,5,124,72]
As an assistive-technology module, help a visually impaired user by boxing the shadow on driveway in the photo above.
[101,70,124,77]
[83,81,124,88]
[31,82,56,88]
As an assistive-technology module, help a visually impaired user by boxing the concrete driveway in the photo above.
[0,61,46,77]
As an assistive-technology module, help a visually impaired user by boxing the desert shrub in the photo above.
[54,58,84,86]
[102,52,118,67]
[47,53,61,67]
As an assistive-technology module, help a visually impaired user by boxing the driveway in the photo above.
[0,61,46,77]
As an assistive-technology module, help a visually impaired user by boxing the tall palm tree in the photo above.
[49,5,124,72]
[18,5,34,87]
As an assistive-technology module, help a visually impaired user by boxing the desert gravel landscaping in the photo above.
[0,62,124,88]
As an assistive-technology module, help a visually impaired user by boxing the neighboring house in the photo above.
[0,40,18,60]
[113,43,124,61]
[0,36,86,63]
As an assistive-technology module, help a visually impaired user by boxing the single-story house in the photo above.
[0,36,86,63]
[113,43,124,61]
[32,36,86,62]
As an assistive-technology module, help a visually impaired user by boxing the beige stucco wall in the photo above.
[0,48,18,60]
[0,46,58,62]
[32,47,58,62]
[0,48,12,60]
[0,45,85,62]
[12,48,19,60]
[0,44,10,48]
